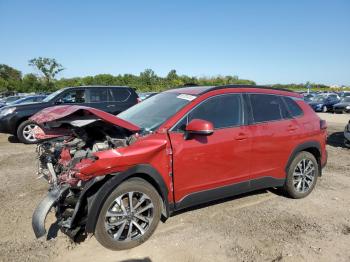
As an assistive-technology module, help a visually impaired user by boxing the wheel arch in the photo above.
[84,164,170,234]
[285,141,322,176]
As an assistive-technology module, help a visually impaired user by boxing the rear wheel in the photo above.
[283,151,319,199]
[95,178,162,250]
[16,120,39,144]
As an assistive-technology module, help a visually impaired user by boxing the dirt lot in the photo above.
[0,113,349,262]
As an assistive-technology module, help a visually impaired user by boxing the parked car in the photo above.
[138,92,158,101]
[0,86,139,144]
[31,85,327,250]
[308,94,340,112]
[0,95,23,108]
[345,121,350,148]
[7,95,47,106]
[303,93,316,102]
[333,97,350,113]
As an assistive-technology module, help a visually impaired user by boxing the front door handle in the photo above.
[107,104,116,108]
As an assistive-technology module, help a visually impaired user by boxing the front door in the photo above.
[168,93,252,205]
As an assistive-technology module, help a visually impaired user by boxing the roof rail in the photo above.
[199,84,294,94]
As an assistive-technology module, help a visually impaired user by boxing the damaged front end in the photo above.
[31,106,141,239]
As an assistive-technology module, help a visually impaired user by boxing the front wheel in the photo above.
[283,151,319,199]
[16,120,39,144]
[95,178,162,250]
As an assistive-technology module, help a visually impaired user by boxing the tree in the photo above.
[0,64,22,81]
[28,57,64,87]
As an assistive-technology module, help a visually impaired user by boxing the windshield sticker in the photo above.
[177,94,196,101]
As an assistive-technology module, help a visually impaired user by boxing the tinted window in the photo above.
[109,88,131,102]
[60,89,86,103]
[249,94,289,123]
[283,97,303,117]
[89,88,108,102]
[175,94,242,130]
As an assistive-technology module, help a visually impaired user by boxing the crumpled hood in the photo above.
[30,105,141,132]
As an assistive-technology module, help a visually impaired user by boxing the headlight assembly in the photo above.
[0,107,16,117]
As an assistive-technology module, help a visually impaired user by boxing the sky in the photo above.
[0,0,349,85]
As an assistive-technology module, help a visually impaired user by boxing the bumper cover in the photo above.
[32,186,68,238]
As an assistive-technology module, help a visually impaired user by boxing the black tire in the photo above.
[283,151,319,199]
[16,119,39,144]
[95,178,162,250]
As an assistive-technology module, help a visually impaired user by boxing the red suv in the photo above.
[31,85,327,250]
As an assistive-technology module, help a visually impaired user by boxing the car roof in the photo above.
[165,85,301,97]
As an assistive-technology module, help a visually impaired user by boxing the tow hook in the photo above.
[32,186,68,238]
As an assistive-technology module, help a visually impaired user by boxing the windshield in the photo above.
[313,96,326,102]
[42,89,65,102]
[118,92,195,132]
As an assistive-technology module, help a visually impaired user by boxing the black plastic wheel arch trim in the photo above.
[285,141,323,175]
[85,164,170,233]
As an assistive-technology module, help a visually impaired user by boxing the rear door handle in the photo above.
[235,132,248,140]
[287,125,298,131]
[107,104,116,107]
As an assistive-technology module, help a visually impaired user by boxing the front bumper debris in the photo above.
[32,186,68,238]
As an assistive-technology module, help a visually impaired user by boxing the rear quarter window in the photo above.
[109,88,131,102]
[283,97,303,117]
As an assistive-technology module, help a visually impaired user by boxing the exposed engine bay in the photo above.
[31,106,142,239]
[36,119,137,187]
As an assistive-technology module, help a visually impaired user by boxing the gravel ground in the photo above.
[0,113,349,262]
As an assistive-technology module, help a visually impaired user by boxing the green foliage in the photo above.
[0,62,348,94]
[28,57,64,88]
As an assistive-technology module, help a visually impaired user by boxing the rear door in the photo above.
[85,87,110,112]
[108,87,135,114]
[247,94,299,181]
[169,93,252,204]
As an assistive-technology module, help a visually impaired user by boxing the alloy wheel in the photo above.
[292,159,316,193]
[22,124,38,142]
[104,191,154,242]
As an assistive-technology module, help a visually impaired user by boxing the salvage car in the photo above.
[0,86,139,144]
[333,97,350,114]
[31,85,328,250]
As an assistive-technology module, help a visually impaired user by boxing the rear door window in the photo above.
[249,94,290,123]
[109,88,131,102]
[88,88,108,102]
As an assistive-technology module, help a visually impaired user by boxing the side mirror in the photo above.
[184,119,214,139]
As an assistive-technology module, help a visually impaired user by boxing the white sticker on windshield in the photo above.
[177,94,196,101]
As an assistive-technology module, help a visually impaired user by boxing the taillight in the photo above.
[137,97,142,103]
[320,119,327,130]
